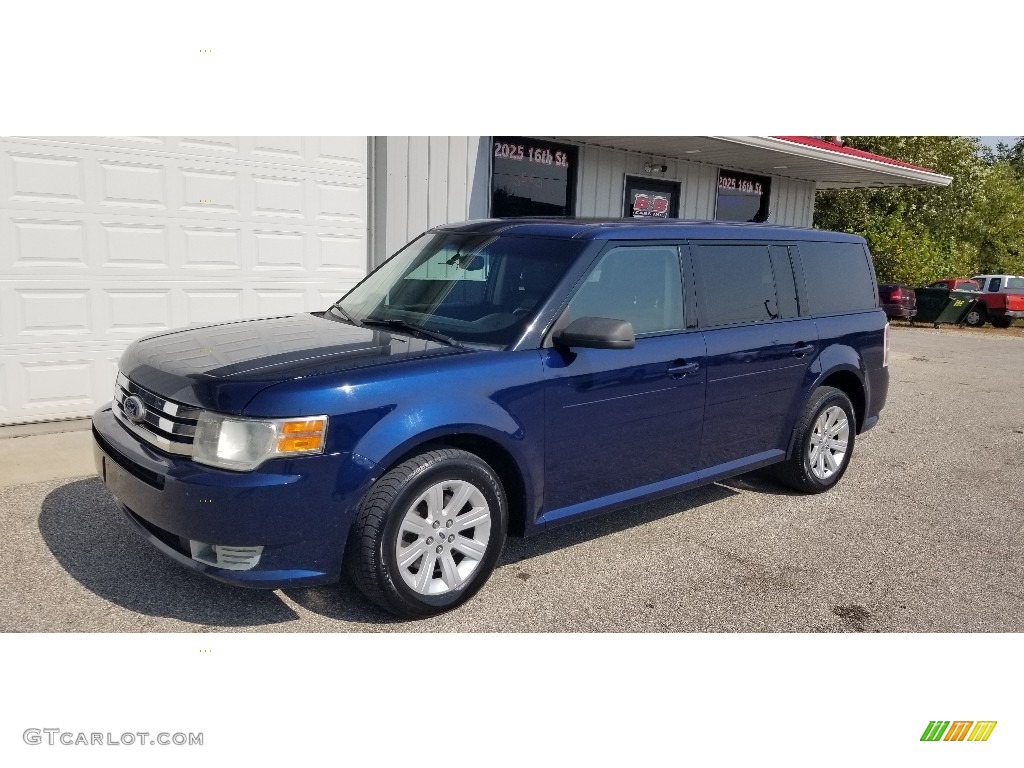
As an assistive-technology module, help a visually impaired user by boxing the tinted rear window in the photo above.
[798,241,877,316]
[693,244,781,326]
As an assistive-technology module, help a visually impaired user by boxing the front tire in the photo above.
[345,448,508,618]
[773,387,856,494]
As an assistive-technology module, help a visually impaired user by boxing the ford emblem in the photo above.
[123,395,147,424]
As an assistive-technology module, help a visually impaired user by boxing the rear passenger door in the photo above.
[691,242,817,469]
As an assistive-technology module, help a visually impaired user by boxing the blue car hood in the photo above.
[117,313,464,413]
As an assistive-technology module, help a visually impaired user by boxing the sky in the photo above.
[979,136,1019,150]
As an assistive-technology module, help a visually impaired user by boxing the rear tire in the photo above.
[345,448,508,618]
[772,386,857,494]
[992,317,1012,329]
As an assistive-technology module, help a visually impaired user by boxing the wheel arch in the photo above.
[818,368,866,432]
[373,430,531,537]
[787,363,866,459]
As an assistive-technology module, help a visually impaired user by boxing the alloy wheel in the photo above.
[394,480,492,595]
[808,405,849,480]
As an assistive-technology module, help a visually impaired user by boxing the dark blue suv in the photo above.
[91,219,889,617]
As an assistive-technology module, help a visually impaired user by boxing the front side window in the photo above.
[336,233,585,347]
[693,244,780,326]
[564,246,684,335]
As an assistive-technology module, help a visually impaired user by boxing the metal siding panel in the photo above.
[385,136,409,261]
[772,176,786,224]
[594,148,613,217]
[804,182,816,227]
[427,136,449,229]
[578,144,597,217]
[609,151,627,216]
[698,164,716,219]
[664,157,679,183]
[447,137,469,221]
[406,136,429,241]
[680,162,697,218]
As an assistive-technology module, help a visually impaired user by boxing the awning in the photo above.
[559,136,953,189]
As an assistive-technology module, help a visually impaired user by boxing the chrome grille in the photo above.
[113,372,201,456]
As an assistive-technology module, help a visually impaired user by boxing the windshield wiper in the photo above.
[360,318,467,349]
[327,305,362,326]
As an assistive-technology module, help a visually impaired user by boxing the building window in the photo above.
[623,176,680,219]
[715,169,771,222]
[491,137,577,217]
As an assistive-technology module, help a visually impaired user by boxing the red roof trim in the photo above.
[771,136,938,174]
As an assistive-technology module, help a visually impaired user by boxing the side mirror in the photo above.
[553,317,635,350]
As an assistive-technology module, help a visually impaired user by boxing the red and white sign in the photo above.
[632,193,670,218]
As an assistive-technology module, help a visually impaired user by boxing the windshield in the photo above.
[333,233,585,347]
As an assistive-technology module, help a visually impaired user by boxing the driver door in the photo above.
[540,244,706,519]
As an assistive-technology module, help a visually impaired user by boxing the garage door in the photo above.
[0,136,368,426]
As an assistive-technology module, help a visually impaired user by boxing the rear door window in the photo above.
[692,244,781,327]
[796,241,877,316]
[988,278,1002,292]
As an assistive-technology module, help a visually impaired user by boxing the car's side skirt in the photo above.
[535,449,785,532]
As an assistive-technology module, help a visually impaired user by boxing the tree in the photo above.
[976,161,1024,274]
[813,137,989,284]
[989,137,1024,179]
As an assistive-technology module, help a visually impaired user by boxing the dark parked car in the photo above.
[92,220,890,617]
[878,283,917,320]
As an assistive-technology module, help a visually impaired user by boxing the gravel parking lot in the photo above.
[1,326,1021,632]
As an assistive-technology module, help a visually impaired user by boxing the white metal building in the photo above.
[0,135,950,426]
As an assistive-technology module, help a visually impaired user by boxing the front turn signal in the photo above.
[277,417,327,454]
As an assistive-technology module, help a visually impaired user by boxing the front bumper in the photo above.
[91,405,377,588]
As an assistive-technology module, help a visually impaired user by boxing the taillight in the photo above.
[889,287,902,302]
[883,322,890,367]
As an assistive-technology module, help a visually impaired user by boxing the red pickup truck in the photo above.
[965,274,1024,328]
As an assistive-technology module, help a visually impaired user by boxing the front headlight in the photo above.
[192,412,328,471]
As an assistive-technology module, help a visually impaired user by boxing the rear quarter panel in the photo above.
[810,309,888,430]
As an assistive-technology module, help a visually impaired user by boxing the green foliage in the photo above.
[813,136,1024,284]
[976,161,1024,274]
[985,137,1024,175]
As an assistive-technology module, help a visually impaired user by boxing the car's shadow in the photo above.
[41,477,739,629]
[719,469,803,497]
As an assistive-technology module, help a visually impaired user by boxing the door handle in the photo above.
[667,361,700,377]
[791,342,815,356]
